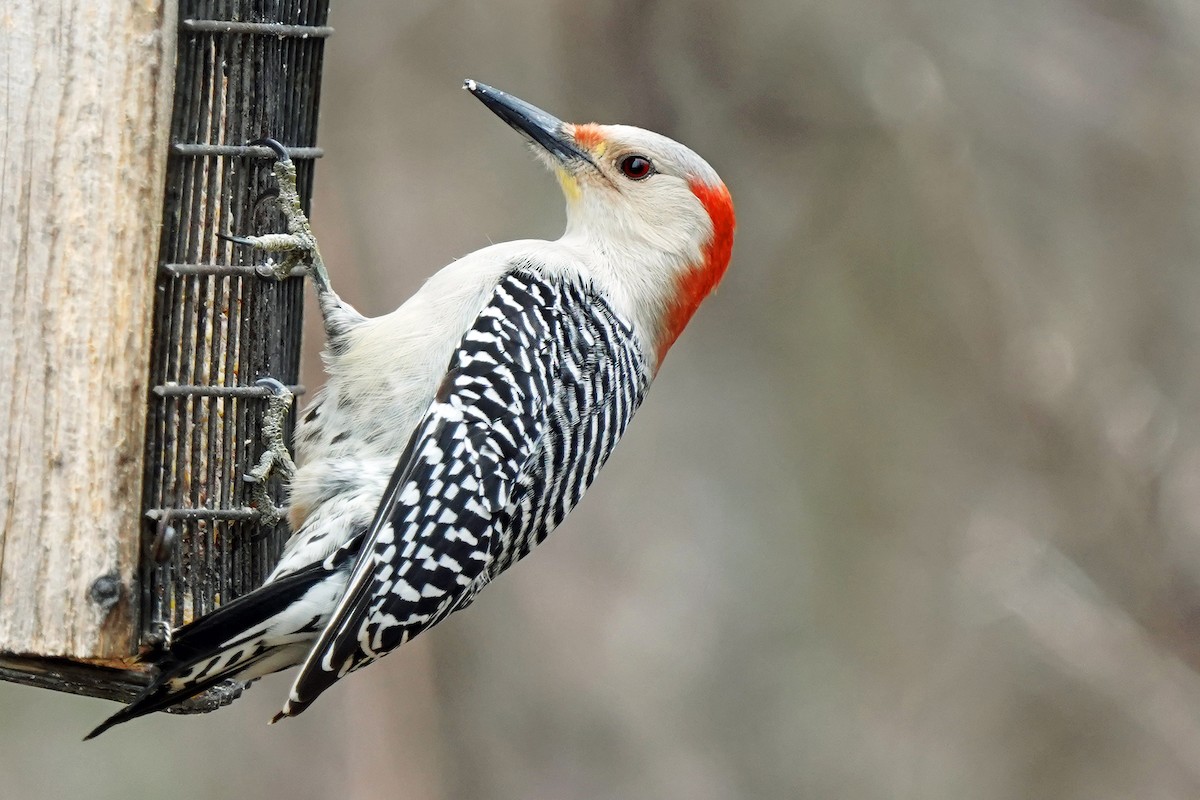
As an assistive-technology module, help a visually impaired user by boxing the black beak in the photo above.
[464,80,593,165]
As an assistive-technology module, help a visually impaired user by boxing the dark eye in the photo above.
[618,155,653,180]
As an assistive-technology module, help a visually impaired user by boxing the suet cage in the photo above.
[0,0,331,711]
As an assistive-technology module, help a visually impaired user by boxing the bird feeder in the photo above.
[0,0,331,710]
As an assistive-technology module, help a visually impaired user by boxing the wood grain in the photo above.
[0,1,177,658]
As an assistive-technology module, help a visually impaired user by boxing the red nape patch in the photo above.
[657,179,736,365]
[571,123,606,149]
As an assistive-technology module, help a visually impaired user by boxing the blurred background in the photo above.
[8,0,1200,797]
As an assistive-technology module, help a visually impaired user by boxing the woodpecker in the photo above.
[86,80,734,739]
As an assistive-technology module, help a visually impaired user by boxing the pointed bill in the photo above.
[464,79,595,166]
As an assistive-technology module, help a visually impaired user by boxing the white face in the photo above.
[550,124,722,271]
[464,81,727,272]
[467,81,734,362]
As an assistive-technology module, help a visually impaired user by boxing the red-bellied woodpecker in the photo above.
[86,80,735,738]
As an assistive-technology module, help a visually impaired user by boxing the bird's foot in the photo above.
[221,138,325,285]
[142,618,173,652]
[244,377,296,526]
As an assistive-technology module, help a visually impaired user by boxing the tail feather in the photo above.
[84,558,344,740]
[83,664,258,740]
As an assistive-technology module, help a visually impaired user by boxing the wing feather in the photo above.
[280,270,562,716]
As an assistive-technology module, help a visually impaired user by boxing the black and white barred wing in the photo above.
[281,271,564,717]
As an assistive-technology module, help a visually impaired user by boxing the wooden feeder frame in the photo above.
[0,0,332,710]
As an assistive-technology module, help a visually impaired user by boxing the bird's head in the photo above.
[465,80,735,364]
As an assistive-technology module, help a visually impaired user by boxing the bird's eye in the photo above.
[618,155,653,180]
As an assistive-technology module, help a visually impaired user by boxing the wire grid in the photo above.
[141,0,330,645]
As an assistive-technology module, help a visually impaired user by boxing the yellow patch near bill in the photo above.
[555,167,582,203]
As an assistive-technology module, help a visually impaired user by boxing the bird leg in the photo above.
[223,140,331,525]
[224,138,365,347]
[221,138,333,291]
[244,377,297,527]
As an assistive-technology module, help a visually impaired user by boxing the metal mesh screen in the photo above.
[141,0,331,646]
[0,0,332,706]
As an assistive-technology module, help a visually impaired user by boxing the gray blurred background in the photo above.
[8,0,1200,797]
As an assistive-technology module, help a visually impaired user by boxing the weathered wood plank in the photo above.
[0,1,178,658]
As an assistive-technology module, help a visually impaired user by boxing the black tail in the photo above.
[84,560,335,740]
[82,663,252,740]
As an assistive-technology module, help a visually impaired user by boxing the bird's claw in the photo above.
[255,258,298,281]
[251,137,291,162]
[255,376,290,394]
[217,232,257,248]
[146,619,173,651]
[245,377,297,526]
[223,138,320,284]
